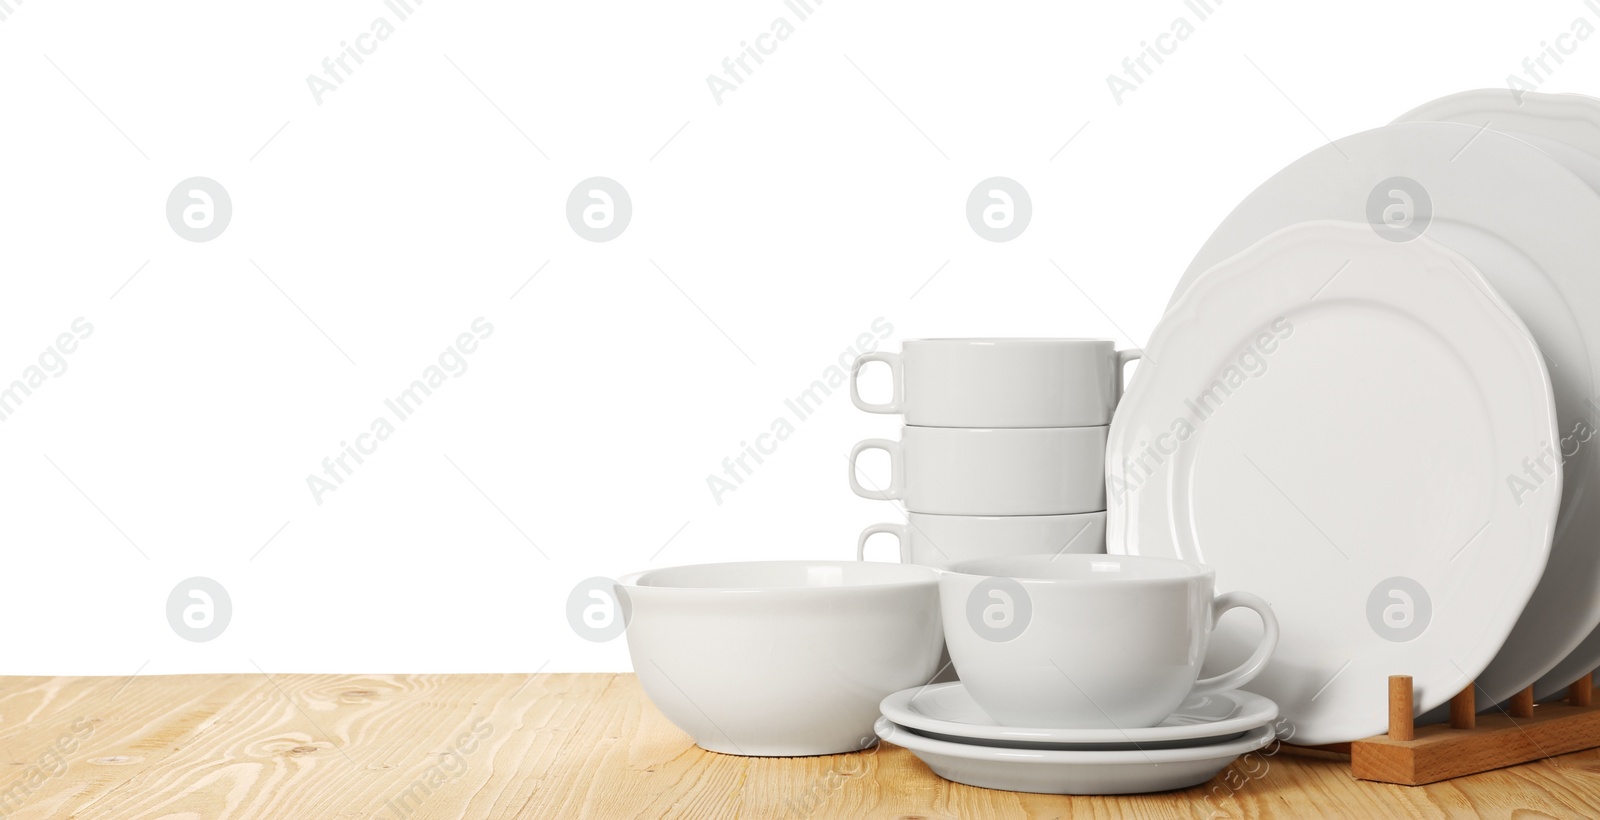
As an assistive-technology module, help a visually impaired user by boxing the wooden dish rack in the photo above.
[1284,672,1600,785]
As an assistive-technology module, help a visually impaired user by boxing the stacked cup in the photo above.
[850,339,1141,567]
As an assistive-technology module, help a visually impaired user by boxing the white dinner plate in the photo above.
[879,683,1275,751]
[1395,90,1600,702]
[1167,120,1600,720]
[1108,221,1559,746]
[876,717,1276,795]
[1397,89,1600,190]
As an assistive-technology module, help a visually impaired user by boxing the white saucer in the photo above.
[880,683,1276,751]
[876,717,1276,795]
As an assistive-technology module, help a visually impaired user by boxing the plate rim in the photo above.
[1114,216,1561,745]
[1392,91,1600,702]
[879,682,1278,747]
[1157,118,1600,728]
[875,716,1278,765]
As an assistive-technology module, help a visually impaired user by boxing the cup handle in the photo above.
[1191,591,1279,697]
[848,439,905,500]
[851,352,904,414]
[1115,348,1143,404]
[857,523,909,561]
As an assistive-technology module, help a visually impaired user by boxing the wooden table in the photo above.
[3,673,1599,818]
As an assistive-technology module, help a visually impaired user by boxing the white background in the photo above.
[2,0,1596,675]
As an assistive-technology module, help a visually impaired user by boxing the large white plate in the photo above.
[1397,89,1600,189]
[1108,221,1559,745]
[876,717,1276,795]
[1396,90,1600,702]
[1169,120,1600,716]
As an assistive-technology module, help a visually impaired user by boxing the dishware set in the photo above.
[618,552,1286,794]
[850,339,1136,564]
[619,335,1290,794]
[616,88,1600,797]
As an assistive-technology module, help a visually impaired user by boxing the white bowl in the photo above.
[620,560,944,756]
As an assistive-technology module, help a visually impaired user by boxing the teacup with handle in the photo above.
[849,426,1107,515]
[851,338,1142,427]
[940,553,1279,729]
[859,512,1106,567]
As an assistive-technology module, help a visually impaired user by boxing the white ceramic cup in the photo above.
[849,426,1107,515]
[851,338,1142,428]
[620,561,943,756]
[940,554,1279,729]
[858,512,1107,567]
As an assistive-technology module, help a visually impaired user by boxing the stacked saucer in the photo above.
[875,683,1279,795]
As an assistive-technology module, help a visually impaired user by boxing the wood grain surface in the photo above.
[3,673,1600,818]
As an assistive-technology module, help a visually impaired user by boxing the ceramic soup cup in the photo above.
[849,426,1107,515]
[858,512,1106,567]
[851,338,1141,427]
